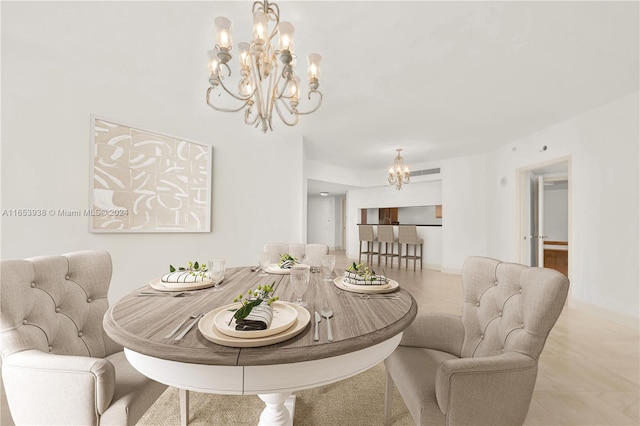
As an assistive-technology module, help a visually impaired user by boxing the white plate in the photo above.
[213,301,299,339]
[198,302,311,348]
[150,277,216,291]
[333,276,400,294]
[265,264,292,275]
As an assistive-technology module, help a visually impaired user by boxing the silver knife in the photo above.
[174,313,204,340]
[314,311,322,341]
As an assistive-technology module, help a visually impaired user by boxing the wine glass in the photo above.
[207,259,225,291]
[321,255,336,281]
[290,264,310,306]
[258,251,270,276]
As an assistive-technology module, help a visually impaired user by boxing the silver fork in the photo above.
[165,313,199,338]
[174,313,204,340]
[135,291,189,297]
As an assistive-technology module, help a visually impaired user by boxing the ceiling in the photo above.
[213,1,638,189]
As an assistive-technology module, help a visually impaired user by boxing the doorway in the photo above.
[518,158,570,277]
[307,196,335,248]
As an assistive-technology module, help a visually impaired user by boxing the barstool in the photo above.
[377,225,399,267]
[398,225,423,271]
[358,224,378,265]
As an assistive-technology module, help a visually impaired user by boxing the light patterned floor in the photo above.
[338,251,640,425]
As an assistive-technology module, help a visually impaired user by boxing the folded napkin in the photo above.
[161,271,208,283]
[343,271,389,286]
[278,259,295,269]
[235,303,273,331]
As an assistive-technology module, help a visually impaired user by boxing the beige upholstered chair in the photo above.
[0,250,167,425]
[398,225,423,270]
[263,243,308,265]
[384,256,569,426]
[377,225,399,268]
[303,244,329,268]
[358,225,378,264]
[263,243,289,263]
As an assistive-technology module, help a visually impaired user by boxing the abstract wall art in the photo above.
[90,116,212,232]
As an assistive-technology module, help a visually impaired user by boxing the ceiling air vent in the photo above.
[410,168,440,177]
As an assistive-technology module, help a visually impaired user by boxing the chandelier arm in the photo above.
[216,76,254,103]
[267,60,284,121]
[293,91,323,116]
[274,99,300,127]
[244,104,260,126]
[206,87,252,113]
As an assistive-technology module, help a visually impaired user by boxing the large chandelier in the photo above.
[206,1,323,133]
[388,149,410,190]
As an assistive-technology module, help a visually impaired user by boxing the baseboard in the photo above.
[440,267,462,275]
[569,298,640,330]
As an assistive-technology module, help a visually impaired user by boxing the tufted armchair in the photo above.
[384,256,569,426]
[0,250,167,425]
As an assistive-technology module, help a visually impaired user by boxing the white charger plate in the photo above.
[213,301,298,339]
[333,276,399,294]
[149,277,216,292]
[198,302,310,348]
[265,264,292,275]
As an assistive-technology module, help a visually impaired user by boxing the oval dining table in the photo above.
[103,266,417,426]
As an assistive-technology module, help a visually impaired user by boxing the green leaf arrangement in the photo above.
[277,253,297,269]
[347,262,377,279]
[229,283,279,325]
[168,261,208,279]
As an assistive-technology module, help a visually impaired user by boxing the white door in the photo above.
[307,197,334,248]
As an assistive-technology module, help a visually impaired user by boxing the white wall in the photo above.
[485,93,639,318]
[440,154,489,273]
[1,2,305,302]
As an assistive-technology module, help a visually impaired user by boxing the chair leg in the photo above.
[179,388,189,426]
[413,244,417,271]
[384,369,393,426]
[420,243,423,270]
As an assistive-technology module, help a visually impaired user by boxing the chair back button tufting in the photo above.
[55,307,61,313]
[78,332,83,337]
[65,275,70,280]
[48,346,53,352]
[30,282,36,288]
[22,320,27,325]
[87,298,92,303]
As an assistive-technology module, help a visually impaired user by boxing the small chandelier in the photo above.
[388,149,410,190]
[206,0,323,133]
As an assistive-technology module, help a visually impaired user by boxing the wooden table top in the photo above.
[103,267,417,366]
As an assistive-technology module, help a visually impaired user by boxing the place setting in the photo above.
[333,262,400,295]
[198,264,312,347]
[262,253,299,275]
[138,259,226,296]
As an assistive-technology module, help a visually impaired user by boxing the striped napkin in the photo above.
[343,271,389,286]
[161,271,208,283]
[235,303,273,331]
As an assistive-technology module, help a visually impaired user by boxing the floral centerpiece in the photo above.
[343,262,389,286]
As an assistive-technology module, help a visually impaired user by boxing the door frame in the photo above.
[517,156,572,278]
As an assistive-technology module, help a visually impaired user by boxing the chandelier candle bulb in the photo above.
[253,11,269,43]
[214,17,233,51]
[277,22,295,52]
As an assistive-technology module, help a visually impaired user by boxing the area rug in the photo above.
[137,362,413,425]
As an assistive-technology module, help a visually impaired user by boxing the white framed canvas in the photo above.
[90,115,212,233]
